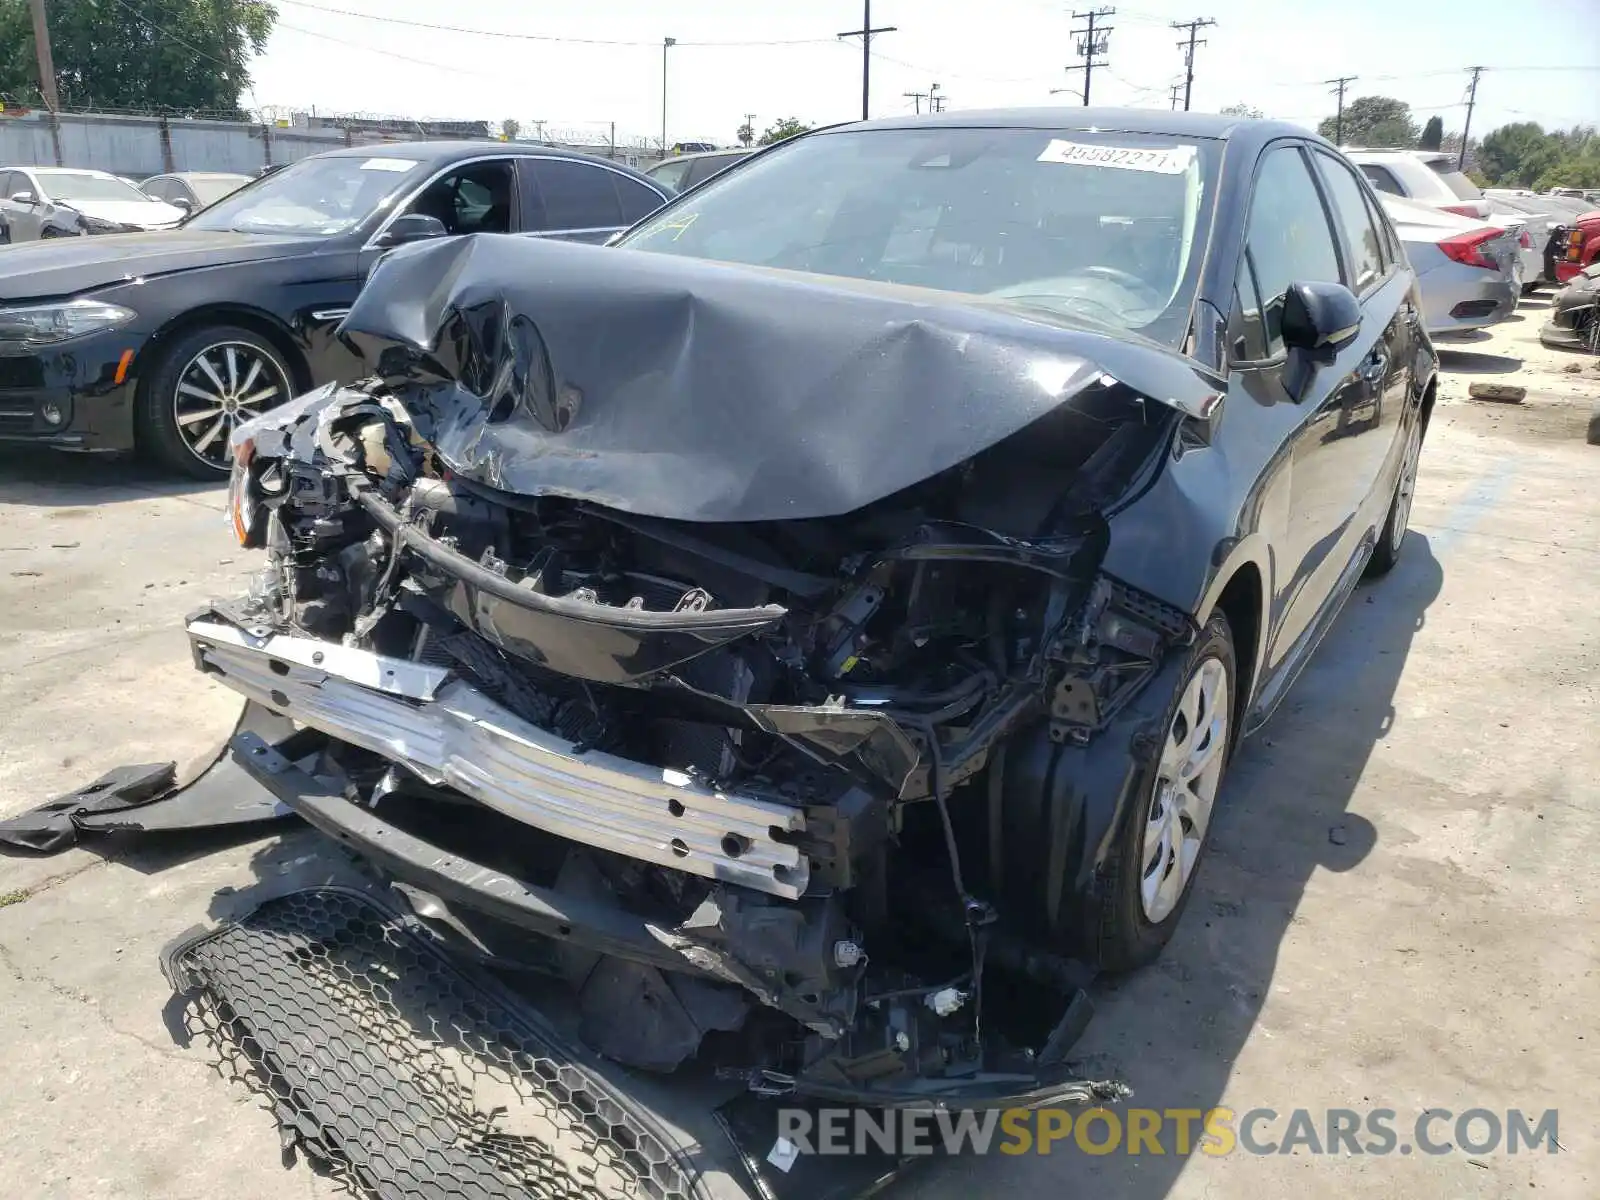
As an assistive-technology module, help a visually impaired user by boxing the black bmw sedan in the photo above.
[0,140,669,477]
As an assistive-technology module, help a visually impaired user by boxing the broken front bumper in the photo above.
[187,614,811,899]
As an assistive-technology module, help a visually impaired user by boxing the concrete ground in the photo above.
[1,300,1596,1199]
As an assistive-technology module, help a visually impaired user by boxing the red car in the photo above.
[1555,207,1600,282]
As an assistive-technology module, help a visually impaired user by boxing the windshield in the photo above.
[189,175,250,205]
[40,172,153,203]
[186,155,426,236]
[620,127,1218,345]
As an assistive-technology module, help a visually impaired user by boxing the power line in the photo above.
[838,1,897,120]
[1170,17,1215,112]
[1325,74,1357,143]
[271,0,836,47]
[1062,7,1115,106]
[274,19,478,74]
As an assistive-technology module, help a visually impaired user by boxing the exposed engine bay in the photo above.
[184,234,1220,1104]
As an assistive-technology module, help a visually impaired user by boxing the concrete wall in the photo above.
[0,110,674,178]
[0,111,350,179]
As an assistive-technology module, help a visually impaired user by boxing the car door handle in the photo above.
[1359,351,1388,385]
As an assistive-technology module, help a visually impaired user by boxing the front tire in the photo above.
[1092,612,1236,972]
[137,325,295,479]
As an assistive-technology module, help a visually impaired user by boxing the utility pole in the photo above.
[837,1,897,121]
[1459,66,1484,170]
[903,89,928,114]
[660,37,675,153]
[28,0,59,112]
[1169,82,1184,111]
[1062,8,1114,107]
[929,82,946,113]
[1170,17,1215,112]
[1325,75,1357,144]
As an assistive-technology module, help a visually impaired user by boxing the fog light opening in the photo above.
[39,400,65,427]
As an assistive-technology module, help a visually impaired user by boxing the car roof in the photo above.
[824,107,1323,150]
[167,171,253,181]
[24,166,120,176]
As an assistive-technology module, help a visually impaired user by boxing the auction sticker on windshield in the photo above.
[360,158,420,172]
[1036,140,1197,174]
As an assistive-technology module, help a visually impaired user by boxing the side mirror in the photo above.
[1281,280,1361,354]
[9,190,36,204]
[171,196,195,213]
[375,213,449,248]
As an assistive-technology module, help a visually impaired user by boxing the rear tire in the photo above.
[137,324,295,479]
[1366,411,1425,578]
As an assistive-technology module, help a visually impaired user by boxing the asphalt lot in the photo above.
[1,300,1597,1199]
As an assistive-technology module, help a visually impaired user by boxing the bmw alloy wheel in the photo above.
[1390,418,1424,556]
[173,341,289,468]
[1141,657,1229,923]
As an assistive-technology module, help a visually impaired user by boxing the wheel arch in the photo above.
[1197,549,1269,745]
[141,305,313,397]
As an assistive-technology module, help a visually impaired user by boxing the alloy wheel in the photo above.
[172,341,289,469]
[1390,418,1424,556]
[1140,657,1229,923]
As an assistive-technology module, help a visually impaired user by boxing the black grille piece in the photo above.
[162,887,706,1200]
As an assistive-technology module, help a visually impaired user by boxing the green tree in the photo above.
[1220,103,1263,119]
[1317,95,1418,148]
[501,118,520,141]
[735,119,754,147]
[1478,121,1560,186]
[1419,116,1444,151]
[0,0,275,116]
[758,117,811,146]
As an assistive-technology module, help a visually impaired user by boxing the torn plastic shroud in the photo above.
[321,232,1222,523]
[161,885,726,1200]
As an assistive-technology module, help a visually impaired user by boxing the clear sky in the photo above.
[247,0,1600,148]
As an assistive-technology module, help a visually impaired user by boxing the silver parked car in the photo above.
[0,167,186,241]
[1347,148,1492,219]
[1381,194,1519,335]
[139,170,253,214]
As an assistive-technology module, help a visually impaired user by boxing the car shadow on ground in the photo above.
[916,534,1444,1198]
[0,447,220,507]
[1435,349,1523,375]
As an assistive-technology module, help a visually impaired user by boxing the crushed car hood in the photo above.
[337,234,1220,523]
[0,229,331,301]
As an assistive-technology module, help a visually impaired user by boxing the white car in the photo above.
[0,167,187,242]
[1346,148,1491,220]
[1380,194,1521,335]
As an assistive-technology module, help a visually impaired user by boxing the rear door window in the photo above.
[1312,152,1386,293]
[612,173,665,224]
[1242,145,1343,353]
[531,159,622,231]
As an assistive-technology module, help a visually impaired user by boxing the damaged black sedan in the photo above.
[188,110,1437,1104]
